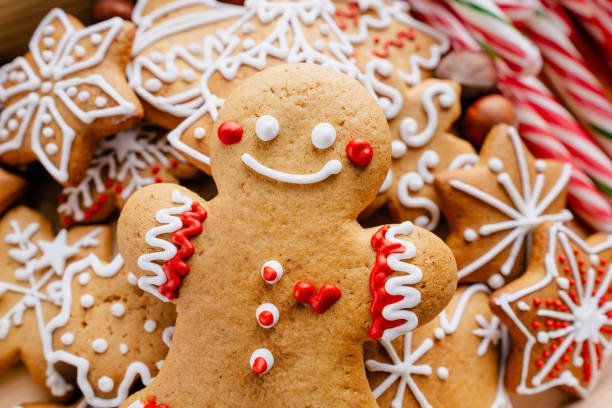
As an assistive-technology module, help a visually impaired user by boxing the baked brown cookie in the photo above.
[435,124,572,288]
[492,221,612,398]
[365,284,510,408]
[0,168,27,214]
[117,64,456,407]
[0,8,143,186]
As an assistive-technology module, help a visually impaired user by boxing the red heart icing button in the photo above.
[293,282,341,313]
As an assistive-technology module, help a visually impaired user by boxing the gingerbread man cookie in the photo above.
[117,64,456,407]
[434,124,572,289]
[364,284,511,408]
[492,222,612,398]
[58,124,198,226]
[0,8,143,186]
[0,168,27,214]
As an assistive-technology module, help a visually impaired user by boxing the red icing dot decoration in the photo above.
[262,266,277,282]
[105,178,113,188]
[217,121,243,144]
[159,201,207,299]
[252,358,267,375]
[258,311,274,326]
[142,397,168,408]
[293,282,341,314]
[63,216,73,226]
[346,138,373,166]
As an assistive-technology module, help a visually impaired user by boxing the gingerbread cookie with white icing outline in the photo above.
[58,124,199,226]
[434,124,572,289]
[492,221,612,398]
[364,284,511,408]
[117,64,456,407]
[0,8,143,186]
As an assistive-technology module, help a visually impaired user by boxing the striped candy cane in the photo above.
[557,0,612,61]
[409,0,481,51]
[443,0,542,75]
[511,96,612,231]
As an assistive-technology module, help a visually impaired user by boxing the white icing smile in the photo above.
[241,153,342,184]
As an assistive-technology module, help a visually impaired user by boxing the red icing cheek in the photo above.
[217,120,243,144]
[346,138,373,166]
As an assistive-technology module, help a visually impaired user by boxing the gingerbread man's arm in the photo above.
[363,221,457,342]
[118,183,208,302]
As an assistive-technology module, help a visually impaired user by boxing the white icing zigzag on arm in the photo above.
[137,189,194,301]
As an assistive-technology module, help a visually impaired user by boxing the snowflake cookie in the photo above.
[434,124,572,289]
[117,64,456,407]
[492,222,612,398]
[365,284,511,408]
[0,8,143,186]
[58,124,199,226]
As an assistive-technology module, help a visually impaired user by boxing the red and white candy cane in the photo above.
[510,95,612,231]
[500,74,612,199]
[498,0,612,160]
[442,0,542,75]
[409,0,480,51]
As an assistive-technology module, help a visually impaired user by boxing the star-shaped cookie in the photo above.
[434,124,572,288]
[491,222,612,397]
[0,8,143,186]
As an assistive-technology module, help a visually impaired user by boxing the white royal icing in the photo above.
[0,9,136,183]
[242,153,342,185]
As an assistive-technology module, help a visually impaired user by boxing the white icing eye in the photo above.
[255,115,279,141]
[250,348,274,375]
[311,123,336,149]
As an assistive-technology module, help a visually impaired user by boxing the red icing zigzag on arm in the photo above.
[368,225,407,340]
[142,396,168,408]
[160,202,207,299]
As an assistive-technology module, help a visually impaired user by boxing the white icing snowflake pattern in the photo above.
[0,218,102,396]
[58,126,186,223]
[494,222,612,397]
[128,0,448,166]
[366,284,511,408]
[451,126,572,288]
[0,9,136,183]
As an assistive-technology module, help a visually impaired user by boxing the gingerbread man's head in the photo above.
[208,64,391,218]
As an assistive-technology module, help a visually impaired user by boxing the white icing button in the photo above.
[111,302,126,317]
[182,68,197,83]
[127,272,138,286]
[488,158,503,173]
[60,332,74,346]
[144,319,157,333]
[314,39,326,51]
[463,228,477,242]
[92,338,108,353]
[98,376,114,393]
[535,160,547,172]
[557,277,570,290]
[67,86,78,98]
[42,126,54,138]
[250,348,274,375]
[242,23,254,34]
[80,294,94,308]
[90,33,102,45]
[119,343,129,354]
[78,90,90,102]
[150,51,164,63]
[433,327,445,340]
[487,274,504,289]
[194,127,206,140]
[95,96,108,108]
[41,82,52,93]
[145,78,162,92]
[436,367,449,380]
[537,332,549,344]
[42,113,52,124]
[517,301,530,311]
[74,45,86,58]
[261,260,283,284]
[311,123,336,149]
[590,254,600,266]
[45,143,58,155]
[256,303,279,328]
[7,119,18,131]
[391,140,407,159]
[320,23,330,35]
[43,25,55,35]
[42,50,53,62]
[43,37,55,48]
[255,115,279,142]
[78,272,90,285]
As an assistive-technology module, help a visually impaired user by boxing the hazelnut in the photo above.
[92,0,134,22]
[436,50,498,99]
[462,94,516,147]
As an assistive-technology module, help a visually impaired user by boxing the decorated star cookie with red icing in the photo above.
[58,124,198,226]
[117,64,456,407]
[434,124,572,289]
[0,8,143,186]
[0,167,27,214]
[492,222,612,398]
[364,284,511,408]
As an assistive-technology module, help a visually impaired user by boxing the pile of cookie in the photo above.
[1,1,611,407]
